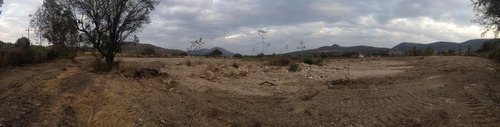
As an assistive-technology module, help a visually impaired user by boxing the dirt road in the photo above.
[0,56,498,126]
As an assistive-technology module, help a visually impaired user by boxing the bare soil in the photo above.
[0,56,499,126]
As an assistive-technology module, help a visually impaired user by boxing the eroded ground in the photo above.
[0,56,499,126]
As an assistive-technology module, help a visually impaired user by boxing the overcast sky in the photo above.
[0,0,495,54]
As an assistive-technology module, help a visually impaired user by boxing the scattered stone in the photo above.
[205,71,215,80]
[162,79,172,85]
[229,68,239,76]
[300,91,319,101]
[307,110,319,116]
[159,67,168,74]
[239,69,248,76]
[259,81,277,86]
[160,119,168,125]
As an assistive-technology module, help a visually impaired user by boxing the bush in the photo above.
[488,48,500,62]
[233,53,243,59]
[256,53,265,58]
[0,47,48,66]
[268,58,291,66]
[91,58,120,71]
[302,57,314,64]
[315,58,324,66]
[232,62,239,68]
[206,49,223,57]
[185,59,192,66]
[289,63,300,72]
[302,57,323,66]
[141,47,156,56]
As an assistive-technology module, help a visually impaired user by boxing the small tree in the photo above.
[187,37,205,64]
[424,46,434,56]
[233,53,243,58]
[258,30,270,54]
[60,0,159,71]
[187,37,204,55]
[206,49,222,57]
[447,49,456,55]
[296,41,306,52]
[321,52,328,58]
[15,37,31,49]
[141,47,156,56]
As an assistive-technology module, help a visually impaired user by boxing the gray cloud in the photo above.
[0,0,490,54]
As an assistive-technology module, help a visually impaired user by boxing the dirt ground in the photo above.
[0,56,499,126]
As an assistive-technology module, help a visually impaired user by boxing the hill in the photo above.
[121,42,185,55]
[187,47,236,57]
[391,39,490,53]
[285,44,390,56]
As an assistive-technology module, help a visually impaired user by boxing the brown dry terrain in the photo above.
[0,56,499,126]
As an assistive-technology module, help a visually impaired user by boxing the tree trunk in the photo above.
[104,54,115,71]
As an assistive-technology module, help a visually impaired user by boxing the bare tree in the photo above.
[60,0,159,71]
[472,0,500,38]
[258,30,270,54]
[187,37,204,55]
[296,41,306,51]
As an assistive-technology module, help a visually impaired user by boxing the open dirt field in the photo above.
[0,56,499,126]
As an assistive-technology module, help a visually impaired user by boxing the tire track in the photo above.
[460,93,500,126]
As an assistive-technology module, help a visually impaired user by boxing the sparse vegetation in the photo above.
[342,51,359,58]
[288,62,300,72]
[302,57,314,64]
[268,57,291,66]
[477,39,500,61]
[232,62,239,68]
[205,49,223,57]
[141,47,156,56]
[185,59,192,66]
[0,37,50,67]
[258,30,270,54]
[233,53,243,58]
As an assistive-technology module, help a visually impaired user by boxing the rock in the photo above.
[159,68,168,74]
[162,79,173,85]
[307,110,319,116]
[199,74,206,78]
[308,76,314,79]
[239,69,248,76]
[160,119,168,125]
[205,71,215,80]
[230,68,239,76]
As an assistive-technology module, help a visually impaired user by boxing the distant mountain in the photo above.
[121,42,185,55]
[391,39,491,53]
[285,44,390,56]
[188,47,236,57]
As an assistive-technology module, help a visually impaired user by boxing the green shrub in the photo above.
[91,58,120,71]
[232,62,239,68]
[186,59,192,66]
[256,53,265,58]
[233,53,243,59]
[91,58,108,71]
[267,58,291,66]
[276,58,291,66]
[302,57,314,65]
[315,58,324,66]
[488,48,500,62]
[289,63,300,72]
